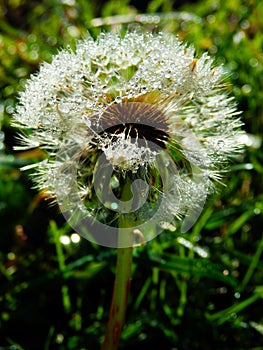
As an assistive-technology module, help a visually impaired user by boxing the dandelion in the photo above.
[13,30,244,350]
[13,31,243,245]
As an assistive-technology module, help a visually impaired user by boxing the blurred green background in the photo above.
[0,0,263,349]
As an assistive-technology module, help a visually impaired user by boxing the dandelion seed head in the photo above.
[13,31,245,247]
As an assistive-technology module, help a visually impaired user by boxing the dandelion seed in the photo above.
[13,31,244,247]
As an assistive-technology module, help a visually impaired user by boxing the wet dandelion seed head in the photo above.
[89,102,170,172]
[12,31,245,241]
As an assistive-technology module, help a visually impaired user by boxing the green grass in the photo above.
[0,0,262,349]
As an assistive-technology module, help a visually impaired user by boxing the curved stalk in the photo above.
[101,180,134,350]
[101,244,133,350]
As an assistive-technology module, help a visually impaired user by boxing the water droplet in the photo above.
[85,119,91,127]
[217,140,225,148]
[111,202,118,210]
[110,176,119,189]
[241,84,251,94]
[240,19,250,30]
[234,292,241,299]
[86,101,93,108]
[249,58,258,67]
[56,333,64,344]
[40,116,52,126]
[206,14,216,24]
[231,313,237,320]
[115,96,122,103]
[58,103,70,114]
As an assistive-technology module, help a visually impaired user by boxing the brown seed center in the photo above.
[90,102,170,149]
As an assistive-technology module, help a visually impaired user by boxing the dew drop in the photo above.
[58,103,70,114]
[115,96,122,103]
[165,159,170,167]
[249,58,258,67]
[217,140,225,148]
[85,119,91,127]
[241,84,251,94]
[234,292,241,299]
[111,202,118,210]
[110,176,119,189]
[40,116,52,126]
[86,101,93,108]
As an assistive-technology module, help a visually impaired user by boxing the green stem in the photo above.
[101,180,134,350]
[101,245,133,350]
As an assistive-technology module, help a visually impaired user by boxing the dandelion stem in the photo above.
[101,245,133,350]
[101,181,134,350]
